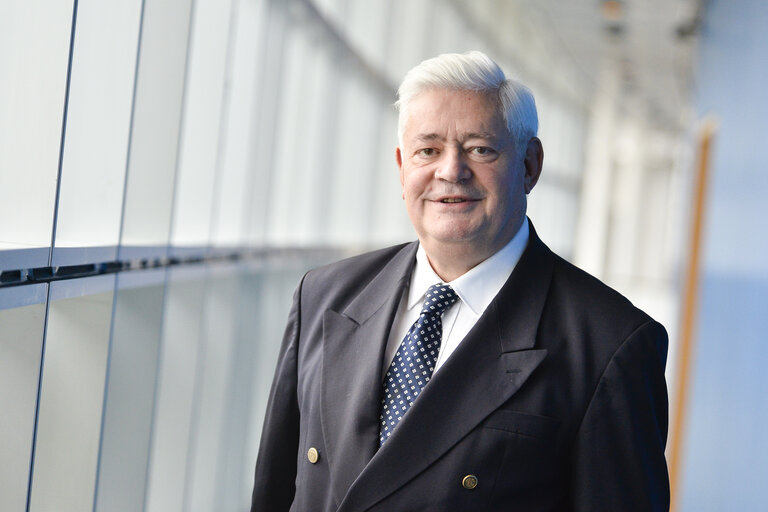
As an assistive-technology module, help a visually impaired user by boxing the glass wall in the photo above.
[0,2,74,269]
[0,0,605,510]
[0,285,47,511]
[29,276,115,511]
[51,1,142,266]
[1,0,591,269]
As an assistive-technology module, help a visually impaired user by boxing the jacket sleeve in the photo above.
[571,320,670,511]
[251,276,304,512]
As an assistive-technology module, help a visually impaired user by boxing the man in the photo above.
[252,51,669,511]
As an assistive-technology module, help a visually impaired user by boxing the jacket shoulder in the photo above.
[549,252,653,326]
[543,252,667,366]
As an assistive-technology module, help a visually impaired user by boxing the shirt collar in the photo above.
[408,218,530,316]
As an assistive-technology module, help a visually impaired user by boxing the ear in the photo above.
[523,137,543,194]
[396,147,405,197]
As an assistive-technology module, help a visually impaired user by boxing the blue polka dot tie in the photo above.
[379,284,458,446]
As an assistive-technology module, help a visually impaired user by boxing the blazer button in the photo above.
[462,474,478,490]
[307,447,319,464]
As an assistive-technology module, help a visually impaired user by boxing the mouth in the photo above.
[434,195,478,204]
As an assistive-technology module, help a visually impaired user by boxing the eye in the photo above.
[467,146,499,161]
[416,148,437,158]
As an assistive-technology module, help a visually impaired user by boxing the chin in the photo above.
[427,230,484,247]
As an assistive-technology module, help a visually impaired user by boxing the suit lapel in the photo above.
[339,227,555,512]
[321,243,418,507]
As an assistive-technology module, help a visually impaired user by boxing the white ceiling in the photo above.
[516,0,703,130]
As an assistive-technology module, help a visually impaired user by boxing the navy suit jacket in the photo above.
[252,224,669,511]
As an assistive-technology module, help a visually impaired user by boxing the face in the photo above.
[397,88,541,263]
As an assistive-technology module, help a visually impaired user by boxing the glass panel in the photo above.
[185,267,241,511]
[528,182,579,258]
[52,1,143,266]
[151,258,324,511]
[170,0,233,254]
[326,69,379,245]
[0,285,47,512]
[245,0,288,246]
[345,0,391,65]
[370,109,411,246]
[426,2,468,56]
[94,270,167,512]
[210,0,269,250]
[0,2,74,269]
[267,16,323,245]
[144,266,207,512]
[290,38,342,244]
[28,276,115,512]
[217,270,264,509]
[235,264,308,507]
[385,0,433,81]
[186,259,320,511]
[119,0,193,259]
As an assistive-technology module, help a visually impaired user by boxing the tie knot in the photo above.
[421,284,458,315]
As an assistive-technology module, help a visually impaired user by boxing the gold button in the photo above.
[307,447,319,464]
[462,474,478,490]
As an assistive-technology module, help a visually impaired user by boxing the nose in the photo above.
[434,148,471,183]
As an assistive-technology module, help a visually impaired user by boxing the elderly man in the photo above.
[252,51,669,511]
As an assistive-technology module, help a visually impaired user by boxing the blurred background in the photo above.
[0,0,766,510]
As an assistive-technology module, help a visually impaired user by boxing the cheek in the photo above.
[490,170,522,200]
[402,172,429,201]
[401,181,420,210]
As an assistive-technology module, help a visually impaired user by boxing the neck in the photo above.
[421,244,492,282]
[419,218,526,282]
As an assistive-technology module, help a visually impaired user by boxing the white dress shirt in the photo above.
[382,219,530,378]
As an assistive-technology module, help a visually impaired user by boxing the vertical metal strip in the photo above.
[669,117,716,511]
[27,0,79,507]
[47,0,79,268]
[24,283,51,512]
[115,0,148,264]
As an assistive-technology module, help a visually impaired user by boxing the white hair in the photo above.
[395,51,538,153]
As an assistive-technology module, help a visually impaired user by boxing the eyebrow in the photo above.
[415,133,443,143]
[414,132,498,143]
[462,132,497,141]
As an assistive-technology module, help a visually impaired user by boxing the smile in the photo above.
[441,198,465,203]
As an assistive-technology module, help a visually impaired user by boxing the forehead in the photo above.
[402,88,506,142]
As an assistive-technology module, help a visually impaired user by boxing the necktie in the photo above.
[379,284,458,446]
